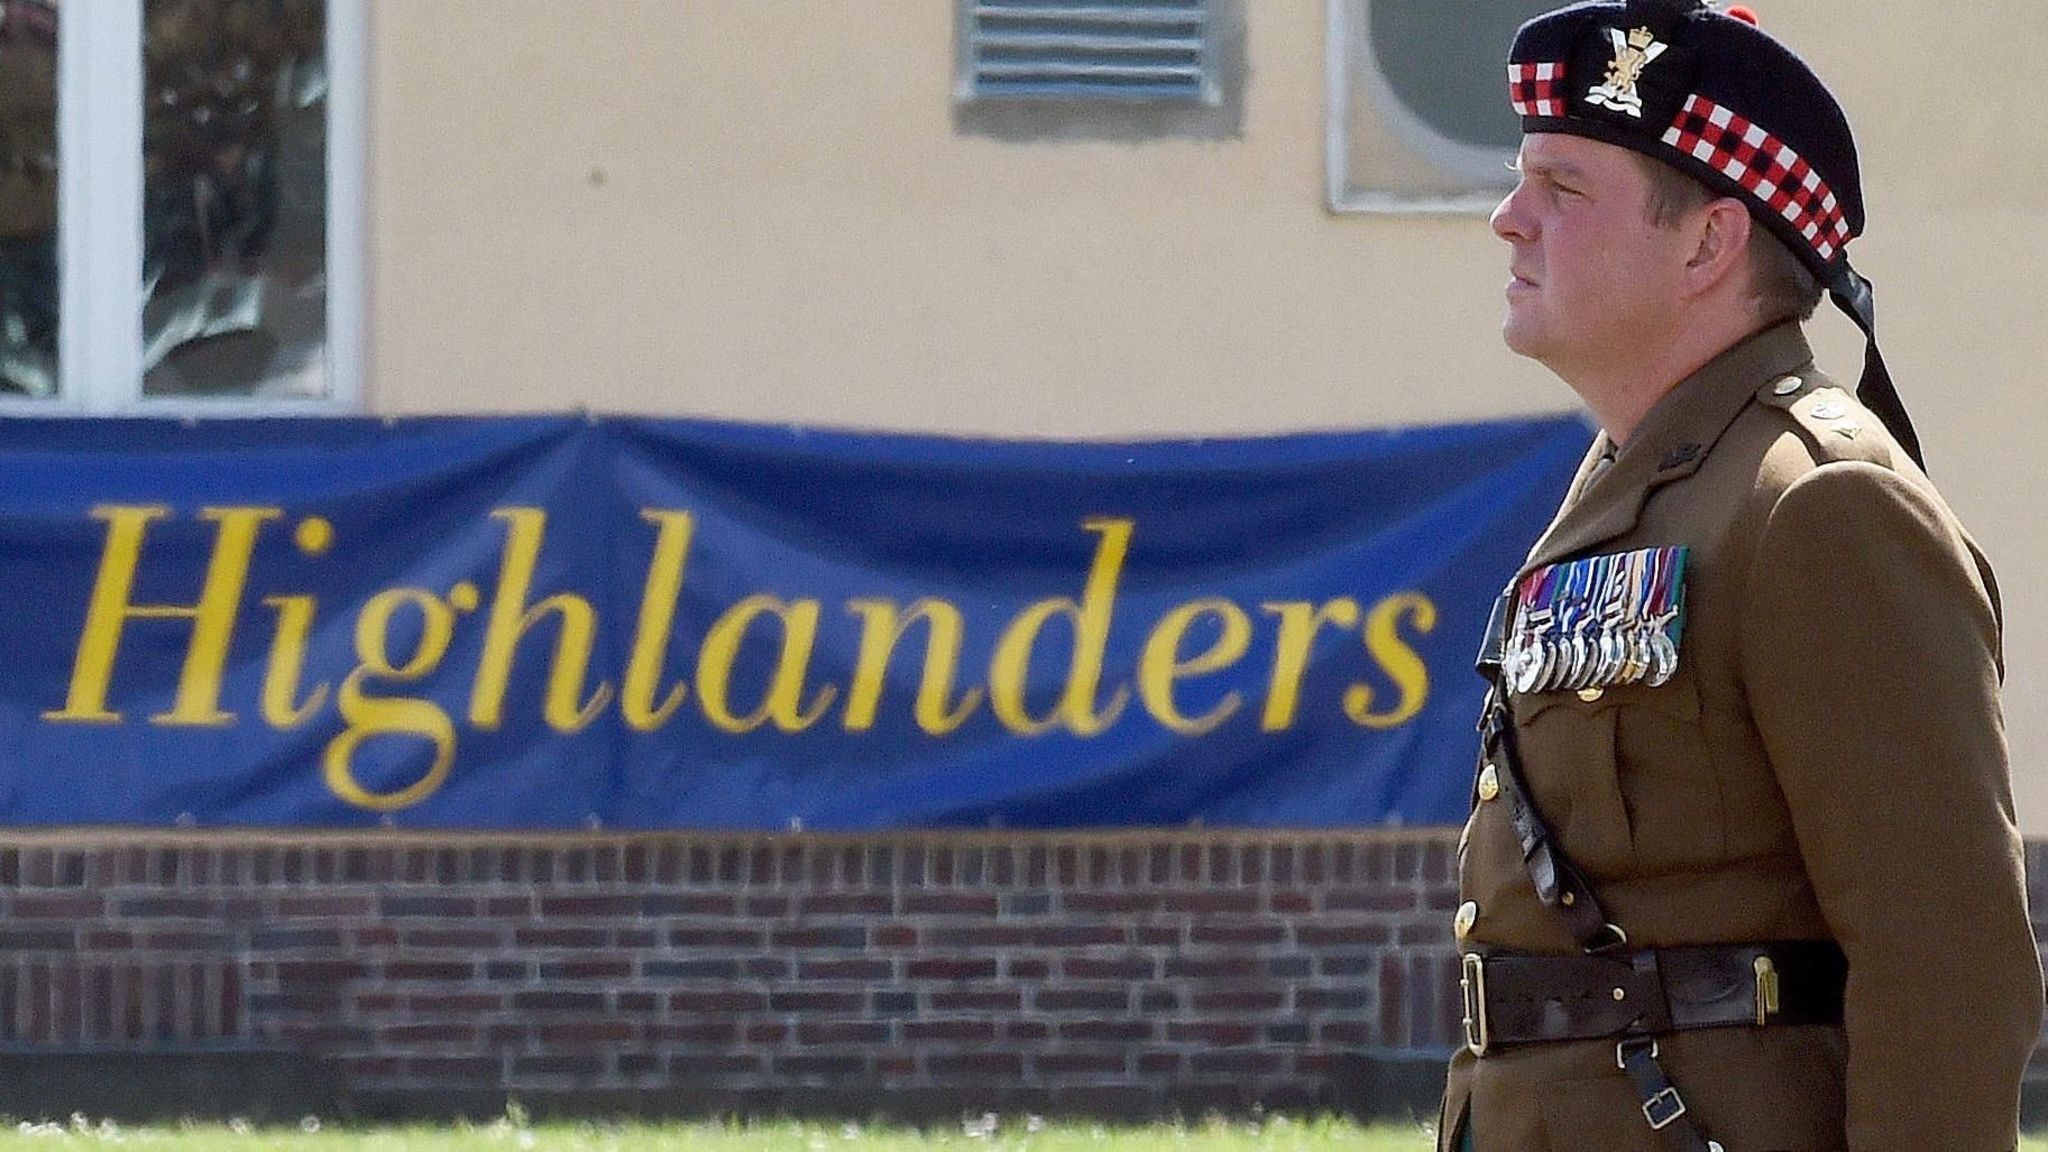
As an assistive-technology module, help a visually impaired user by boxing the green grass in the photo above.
[0,1117,2038,1152]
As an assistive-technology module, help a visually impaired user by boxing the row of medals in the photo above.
[1503,546,1687,695]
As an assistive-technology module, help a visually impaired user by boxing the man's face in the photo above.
[1489,133,1695,374]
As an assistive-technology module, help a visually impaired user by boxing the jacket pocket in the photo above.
[1512,699,1634,876]
[1515,666,1721,878]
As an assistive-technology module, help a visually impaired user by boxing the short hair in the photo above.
[1635,153,1824,324]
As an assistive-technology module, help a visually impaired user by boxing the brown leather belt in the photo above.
[1460,939,1846,1056]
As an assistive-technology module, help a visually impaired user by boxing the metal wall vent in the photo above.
[965,1,1214,104]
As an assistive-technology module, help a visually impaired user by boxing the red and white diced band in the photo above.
[1659,94,1851,262]
[1509,62,1566,118]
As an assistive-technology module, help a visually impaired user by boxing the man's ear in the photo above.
[1682,198,1753,296]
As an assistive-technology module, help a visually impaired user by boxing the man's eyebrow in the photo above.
[1510,157,1586,181]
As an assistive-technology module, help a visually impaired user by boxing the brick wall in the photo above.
[0,830,1462,1120]
[0,830,2041,1122]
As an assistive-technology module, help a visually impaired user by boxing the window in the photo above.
[1327,0,1556,212]
[0,0,364,414]
[955,0,1244,140]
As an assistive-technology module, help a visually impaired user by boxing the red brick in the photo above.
[1296,922,1393,947]
[1036,988,1128,1013]
[904,1019,997,1043]
[901,892,997,915]
[745,1021,789,1044]
[1036,1051,1129,1075]
[384,960,475,981]
[400,928,502,950]
[669,989,768,1015]
[275,960,370,985]
[538,958,632,980]
[1025,924,1124,947]
[1379,954,1406,1045]
[1136,925,1181,946]
[514,927,608,948]
[797,1020,890,1045]
[512,990,605,1012]
[380,1023,479,1046]
[1007,957,1050,979]
[1062,892,1165,914]
[767,989,862,1013]
[1267,890,1313,913]
[405,992,504,1014]
[275,894,375,917]
[797,957,893,981]
[538,894,642,917]
[907,957,997,981]
[1325,887,1419,913]
[1192,988,1285,1012]
[538,1020,638,1044]
[775,1053,869,1077]
[1161,890,1260,914]
[1138,1051,1183,1074]
[1167,1021,1260,1045]
[874,924,918,947]
[770,925,867,950]
[1189,922,1284,945]
[927,925,1029,948]
[11,893,104,919]
[1164,955,1258,980]
[667,926,763,948]
[1058,1020,1154,1042]
[798,893,894,916]
[942,1052,1023,1078]
[931,988,1021,1012]
[651,1021,739,1046]
[1062,955,1157,980]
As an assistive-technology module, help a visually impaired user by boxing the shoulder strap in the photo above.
[1475,587,1629,954]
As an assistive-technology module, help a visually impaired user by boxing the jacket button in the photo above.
[1771,375,1803,396]
[1477,764,1500,802]
[1454,901,1479,939]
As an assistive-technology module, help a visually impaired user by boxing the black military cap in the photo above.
[1505,0,1923,466]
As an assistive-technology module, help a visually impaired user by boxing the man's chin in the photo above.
[1500,316,1545,360]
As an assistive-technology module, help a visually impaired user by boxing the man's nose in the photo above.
[1491,184,1532,242]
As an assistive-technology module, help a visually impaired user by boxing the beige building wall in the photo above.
[365,1,2048,830]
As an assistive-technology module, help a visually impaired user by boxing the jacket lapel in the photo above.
[1520,323,1816,576]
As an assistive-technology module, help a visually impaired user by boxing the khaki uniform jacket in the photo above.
[1439,323,2043,1152]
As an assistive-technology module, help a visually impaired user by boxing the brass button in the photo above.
[1576,686,1605,703]
[1477,763,1501,802]
[1454,901,1479,939]
[1771,375,1803,396]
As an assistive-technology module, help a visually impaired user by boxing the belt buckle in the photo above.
[1460,952,1490,1057]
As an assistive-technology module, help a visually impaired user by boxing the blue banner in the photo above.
[0,414,1585,829]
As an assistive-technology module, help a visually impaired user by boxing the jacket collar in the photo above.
[1521,321,1815,575]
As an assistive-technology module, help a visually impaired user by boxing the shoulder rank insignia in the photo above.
[1503,546,1688,694]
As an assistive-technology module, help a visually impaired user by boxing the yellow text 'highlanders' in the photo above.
[43,508,1438,811]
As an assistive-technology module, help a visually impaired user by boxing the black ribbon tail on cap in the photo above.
[1827,265,1926,470]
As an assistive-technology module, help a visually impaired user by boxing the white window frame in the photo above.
[0,0,366,417]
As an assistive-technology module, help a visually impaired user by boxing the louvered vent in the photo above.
[967,1,1213,103]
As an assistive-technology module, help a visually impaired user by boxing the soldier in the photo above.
[1442,2,2044,1149]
